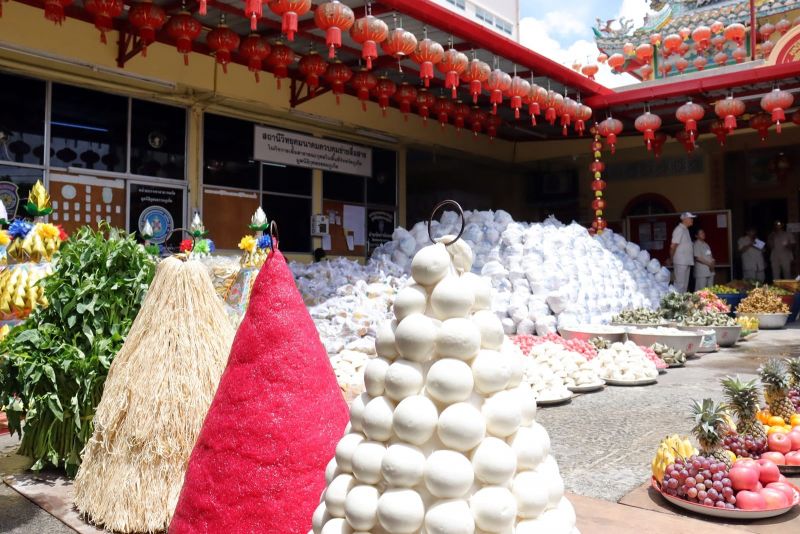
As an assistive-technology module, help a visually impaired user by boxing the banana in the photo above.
[652,435,698,483]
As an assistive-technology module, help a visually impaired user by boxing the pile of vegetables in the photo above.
[738,286,790,314]
[763,284,792,296]
[659,292,703,322]
[0,224,155,475]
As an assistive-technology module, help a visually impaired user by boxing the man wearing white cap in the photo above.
[670,212,696,292]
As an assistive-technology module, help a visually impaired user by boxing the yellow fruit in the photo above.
[768,416,786,426]
[768,426,786,435]
[791,414,800,427]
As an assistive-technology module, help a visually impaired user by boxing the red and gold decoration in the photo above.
[267,42,296,89]
[352,68,378,111]
[462,57,491,104]
[691,25,711,51]
[350,8,389,70]
[128,1,167,57]
[760,87,794,134]
[415,89,436,125]
[373,77,397,117]
[411,31,444,88]
[528,82,547,126]
[44,0,72,25]
[544,89,564,126]
[676,100,704,143]
[394,83,418,121]
[560,96,578,136]
[714,94,745,131]
[663,33,682,55]
[469,107,487,137]
[314,0,355,58]
[239,34,271,82]
[693,56,707,70]
[268,0,312,42]
[437,47,469,99]
[433,96,454,129]
[382,23,418,65]
[452,102,470,132]
[244,0,261,30]
[652,131,667,158]
[84,0,123,44]
[589,131,607,235]
[574,101,592,136]
[724,23,746,46]
[710,119,728,146]
[607,53,625,72]
[581,63,599,80]
[634,108,661,151]
[298,51,328,89]
[597,116,622,154]
[324,61,352,104]
[206,16,240,74]
[749,112,772,141]
[486,114,502,141]
[508,73,530,120]
[166,10,202,66]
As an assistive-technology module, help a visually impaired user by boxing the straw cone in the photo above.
[74,257,235,533]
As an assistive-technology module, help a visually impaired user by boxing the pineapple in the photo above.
[759,359,797,422]
[690,398,733,468]
[721,376,766,441]
[787,357,800,411]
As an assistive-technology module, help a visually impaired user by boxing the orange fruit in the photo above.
[768,415,786,426]
[791,414,800,427]
[757,410,771,423]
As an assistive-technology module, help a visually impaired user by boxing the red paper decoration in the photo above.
[710,20,724,34]
[749,112,772,141]
[486,114,502,141]
[714,95,745,131]
[650,33,662,46]
[128,1,166,53]
[674,57,689,73]
[416,90,436,125]
[508,76,530,120]
[674,130,695,153]
[238,34,271,82]
[432,97,454,129]
[581,63,599,80]
[759,23,775,42]
[574,104,592,136]
[166,11,202,66]
[590,131,607,234]
[676,100,704,141]
[411,37,444,88]
[437,48,469,99]
[372,77,397,117]
[693,56,707,71]
[635,43,653,62]
[324,61,353,104]
[652,131,667,158]
[268,0,312,42]
[84,0,123,44]
[207,20,241,74]
[44,0,72,25]
[711,34,726,51]
[469,108,487,137]
[713,51,729,65]
[663,33,682,54]
[314,1,355,58]
[597,52,609,63]
[244,0,261,30]
[761,87,794,133]
[267,42,296,89]
[351,69,378,111]
[382,26,417,60]
[640,64,653,79]
[461,58,491,104]
[678,27,691,40]
[298,52,328,89]
[544,90,564,126]
[394,83,418,120]
[597,117,623,154]
[560,97,578,136]
[607,53,625,72]
[776,19,791,36]
[691,26,711,51]
[623,42,635,56]
[634,111,662,150]
[452,102,470,132]
[710,119,728,146]
[486,69,511,114]
[350,12,388,70]
[528,84,547,125]
[724,23,746,46]
[732,46,747,63]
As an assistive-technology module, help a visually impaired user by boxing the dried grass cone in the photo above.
[74,256,235,533]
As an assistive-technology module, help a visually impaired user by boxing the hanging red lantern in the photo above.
[267,42,296,89]
[469,108,487,137]
[238,34,271,82]
[714,94,745,131]
[761,40,775,58]
[352,69,378,111]
[314,1,355,58]
[437,48,469,99]
[128,2,166,57]
[710,119,728,146]
[711,34,726,51]
[44,0,72,25]
[634,111,662,150]
[761,87,794,133]
[663,33,682,55]
[394,83,418,121]
[691,26,712,51]
[651,131,667,158]
[372,77,397,117]
[268,0,312,42]
[678,42,690,56]
[776,19,791,35]
[411,37,444,88]
[324,61,352,105]
[574,104,592,136]
[693,56,707,71]
[416,90,436,125]
[635,43,653,62]
[461,58,491,104]
[486,114,502,141]
[650,33,662,46]
[485,69,511,115]
[432,97,454,129]
[84,0,123,44]
[350,12,388,70]
[675,57,689,73]
[544,90,564,126]
[713,51,728,66]
[792,109,800,126]
[298,52,328,89]
[244,0,261,30]
[508,76,530,120]
[710,20,724,34]
[571,60,582,72]
[678,27,691,40]
[590,128,607,234]
[597,52,609,63]
[732,46,747,63]
[382,26,417,61]
[607,53,625,72]
[206,19,240,74]
[759,23,775,43]
[724,23,746,46]
[589,161,604,174]
[674,130,695,153]
[581,63,599,80]
[590,179,607,192]
[640,64,653,79]
[749,112,772,141]
[528,84,547,125]
[592,198,606,211]
[676,100,704,142]
[560,97,578,136]
[166,11,202,66]
[452,102,470,132]
[623,42,635,56]
[597,117,623,154]
[659,62,672,76]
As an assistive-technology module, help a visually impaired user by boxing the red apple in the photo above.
[756,482,764,491]
[734,458,758,469]
[760,488,790,509]
[729,465,760,491]
[779,474,788,483]
[759,451,786,466]
[756,459,781,484]
[766,482,796,504]
[786,451,800,466]
[736,490,767,510]
[787,429,800,451]
[768,432,792,454]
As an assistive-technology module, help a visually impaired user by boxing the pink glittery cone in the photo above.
[170,250,348,534]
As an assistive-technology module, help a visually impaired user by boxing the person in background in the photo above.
[737,227,765,282]
[670,212,696,293]
[693,228,715,291]
[313,248,327,263]
[768,221,795,280]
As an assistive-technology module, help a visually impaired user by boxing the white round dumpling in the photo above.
[435,318,481,359]
[469,486,517,532]
[363,358,390,397]
[351,441,386,484]
[425,358,474,404]
[335,432,365,473]
[394,313,437,363]
[462,272,491,311]
[471,350,512,394]
[439,235,474,273]
[510,426,547,470]
[411,243,451,286]
[325,474,356,517]
[392,395,438,445]
[513,471,549,518]
[384,360,424,401]
[325,457,339,485]
[471,311,504,350]
[313,501,331,534]
[381,443,425,487]
[377,489,425,534]
[437,402,485,451]
[430,275,475,320]
[424,450,474,498]
[362,397,395,442]
[508,384,537,425]
[375,321,398,360]
[349,393,369,433]
[319,518,351,534]
[481,391,522,437]
[424,499,475,534]
[344,485,379,531]
[471,437,517,485]
[393,285,427,322]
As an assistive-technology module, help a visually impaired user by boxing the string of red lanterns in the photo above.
[589,130,607,235]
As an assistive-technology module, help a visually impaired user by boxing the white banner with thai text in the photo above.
[254,126,372,177]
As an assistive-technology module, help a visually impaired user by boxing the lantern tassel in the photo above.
[777,120,782,134]
[531,115,537,126]
[282,12,298,41]
[199,0,207,16]
[184,54,189,66]
[772,109,785,124]
[363,41,377,70]
[515,108,520,120]
[724,115,737,131]
[254,71,260,83]
[250,13,258,31]
[327,27,341,58]
[336,94,341,105]
[276,77,282,90]
[576,120,584,135]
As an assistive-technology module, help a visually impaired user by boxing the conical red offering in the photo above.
[170,250,348,534]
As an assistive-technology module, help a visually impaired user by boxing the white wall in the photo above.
[431,0,520,41]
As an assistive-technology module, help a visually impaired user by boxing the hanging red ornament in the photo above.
[691,26,711,51]
[597,117,623,154]
[674,57,689,73]
[710,20,724,34]
[411,37,445,88]
[452,102,470,132]
[674,130,696,153]
[724,23,746,46]
[372,77,397,117]
[761,87,794,133]
[382,26,417,61]
[776,19,791,35]
[461,58,491,104]
[244,0,261,30]
[416,90,436,125]
[640,64,654,79]
[508,76,530,120]
[44,0,72,25]
[325,61,352,104]
[432,96,454,129]
[732,46,747,63]
[298,52,328,89]
[652,131,667,158]
[759,23,775,43]
[590,129,607,234]
[268,0,312,42]
[634,111,662,150]
[590,179,607,191]
[394,83,418,121]
[571,60,582,72]
[84,0,123,44]
[485,69,511,115]
[592,198,606,211]
[351,69,378,111]
[267,42,296,90]
[678,42,690,56]
[544,90,564,126]
[560,97,578,136]
[597,52,609,63]
[528,84,547,126]
[206,18,240,74]
[678,27,691,40]
[607,53,625,72]
[238,34,271,82]
[581,63,599,80]
[469,108,487,137]
[623,42,635,56]
[128,1,166,56]
[659,62,672,76]
[650,33,662,46]
[350,12,388,70]
[676,100,704,142]
[635,43,653,62]
[761,40,775,58]
[710,119,728,146]
[714,94,745,131]
[574,104,592,136]
[166,11,202,66]
[663,33,682,55]
[486,114,502,141]
[711,34,726,51]
[693,56,707,71]
[749,112,772,141]
[589,161,605,174]
[713,51,729,65]
[314,1,355,58]
[437,48,469,99]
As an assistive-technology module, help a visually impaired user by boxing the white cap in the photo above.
[680,212,697,219]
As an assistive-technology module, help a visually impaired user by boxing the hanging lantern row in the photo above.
[589,132,607,236]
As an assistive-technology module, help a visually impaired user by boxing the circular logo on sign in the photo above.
[139,206,174,244]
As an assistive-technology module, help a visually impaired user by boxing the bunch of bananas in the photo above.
[736,316,759,334]
[652,434,697,483]
[0,264,51,318]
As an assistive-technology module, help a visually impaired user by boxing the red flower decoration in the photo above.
[180,239,193,252]
[57,225,68,241]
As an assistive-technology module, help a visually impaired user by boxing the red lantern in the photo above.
[711,34,726,51]
[776,19,791,35]
[724,23,746,46]
[597,52,609,63]
[325,61,352,105]
[461,58,491,104]
[352,69,377,111]
[372,77,397,117]
[792,109,800,125]
[732,46,747,63]
[623,42,635,56]
[416,90,436,125]
[314,1,355,58]
[437,48,469,99]
[84,0,123,44]
[268,0,312,42]
[674,57,689,73]
[128,2,166,57]
[207,21,240,74]
[239,34,271,82]
[607,53,625,72]
[714,95,745,131]
[676,101,704,141]
[469,108,487,137]
[678,42,690,56]
[581,63,599,80]
[759,23,775,42]
[486,114,502,141]
[560,97,578,136]
[44,0,72,25]
[394,83,418,120]
[640,64,653,79]
[635,43,653,62]
[693,56,707,71]
[382,27,417,60]
[452,102,470,132]
[432,97,454,129]
[590,179,607,191]
[571,60,582,72]
[485,69,511,114]
[674,130,695,153]
[691,26,711,51]
[659,62,672,76]
[713,51,728,66]
[592,217,608,231]
[663,33,682,54]
[267,42,296,89]
[634,111,662,150]
[166,11,202,66]
[710,119,728,146]
[411,37,444,88]
[652,131,667,158]
[350,13,388,70]
[528,84,547,125]
[298,52,328,89]
[244,0,261,30]
[761,40,775,58]
[749,112,772,141]
[544,90,564,126]
[508,76,530,120]
[597,117,623,154]
[650,33,662,46]
[592,198,606,211]
[678,27,691,40]
[761,87,794,133]
[574,104,592,136]
[710,20,724,34]
[589,161,604,174]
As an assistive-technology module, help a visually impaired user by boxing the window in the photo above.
[130,100,186,180]
[445,0,465,9]
[475,7,494,24]
[496,19,513,35]
[0,165,43,218]
[263,163,313,253]
[0,73,46,166]
[50,84,127,172]
[203,114,260,190]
